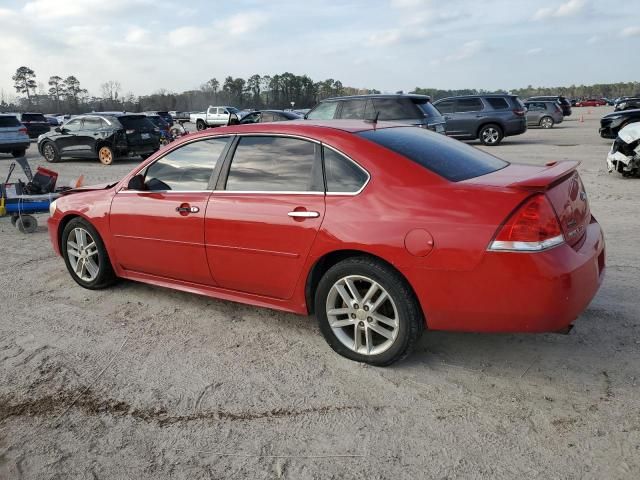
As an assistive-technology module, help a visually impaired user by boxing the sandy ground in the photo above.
[0,107,638,479]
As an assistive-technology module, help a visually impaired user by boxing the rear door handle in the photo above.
[288,211,320,218]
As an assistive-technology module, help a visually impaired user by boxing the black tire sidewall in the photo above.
[61,218,115,289]
[479,124,503,145]
[315,257,422,366]
[42,142,59,162]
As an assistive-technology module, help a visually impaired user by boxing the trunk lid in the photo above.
[118,115,157,146]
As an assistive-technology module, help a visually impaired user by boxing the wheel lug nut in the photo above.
[364,306,369,311]
[367,317,372,322]
[351,314,356,319]
[354,304,359,309]
[359,321,364,327]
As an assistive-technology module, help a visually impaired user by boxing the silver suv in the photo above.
[0,114,30,157]
[524,100,564,129]
[433,94,527,145]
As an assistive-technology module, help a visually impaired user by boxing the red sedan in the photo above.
[576,98,607,107]
[48,121,605,365]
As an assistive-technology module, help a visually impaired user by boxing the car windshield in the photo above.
[118,115,155,131]
[358,126,508,182]
[227,107,239,114]
[22,113,47,122]
[0,116,21,127]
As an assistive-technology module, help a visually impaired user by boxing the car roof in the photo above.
[90,111,144,117]
[0,113,18,117]
[435,94,516,101]
[320,93,432,102]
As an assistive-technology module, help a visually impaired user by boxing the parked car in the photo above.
[145,110,173,127]
[239,110,302,124]
[190,106,240,130]
[0,114,30,157]
[305,94,446,134]
[144,113,172,145]
[56,114,72,125]
[47,120,604,365]
[526,96,572,116]
[37,112,160,165]
[575,98,607,107]
[170,111,191,124]
[614,97,640,111]
[13,112,50,138]
[44,115,60,127]
[433,94,527,145]
[599,109,640,138]
[524,100,564,129]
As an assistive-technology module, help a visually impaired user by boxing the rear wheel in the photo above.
[11,149,26,158]
[479,124,503,146]
[15,215,38,233]
[42,142,60,163]
[196,120,206,131]
[539,116,554,129]
[98,145,114,165]
[315,257,423,366]
[61,217,116,289]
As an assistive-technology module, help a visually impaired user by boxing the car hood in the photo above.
[604,109,640,118]
[60,182,117,196]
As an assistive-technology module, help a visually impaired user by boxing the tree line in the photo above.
[3,65,640,114]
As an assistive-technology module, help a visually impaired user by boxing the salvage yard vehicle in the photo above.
[14,112,50,138]
[607,122,640,176]
[305,94,446,134]
[527,95,572,116]
[433,94,527,145]
[239,110,302,124]
[524,100,564,128]
[37,113,160,165]
[47,120,605,366]
[190,106,240,131]
[576,98,607,107]
[0,114,30,157]
[614,97,640,111]
[599,109,640,139]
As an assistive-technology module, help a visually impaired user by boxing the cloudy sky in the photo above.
[0,0,639,99]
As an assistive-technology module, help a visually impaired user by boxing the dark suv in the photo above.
[527,96,572,116]
[614,98,640,111]
[37,112,160,165]
[305,94,446,133]
[14,112,50,138]
[433,95,527,145]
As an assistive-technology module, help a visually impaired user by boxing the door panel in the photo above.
[110,191,214,284]
[204,194,325,299]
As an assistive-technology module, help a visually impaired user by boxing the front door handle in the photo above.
[288,210,320,218]
[176,204,199,214]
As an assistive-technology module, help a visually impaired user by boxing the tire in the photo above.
[97,145,115,165]
[10,215,18,226]
[315,256,423,366]
[539,116,554,129]
[196,120,206,131]
[15,215,38,233]
[11,149,26,158]
[61,217,116,290]
[478,124,503,146]
[42,141,60,163]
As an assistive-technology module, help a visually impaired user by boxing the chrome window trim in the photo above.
[117,190,213,194]
[322,144,370,196]
[212,190,324,195]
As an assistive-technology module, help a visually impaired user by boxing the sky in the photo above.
[1,0,639,99]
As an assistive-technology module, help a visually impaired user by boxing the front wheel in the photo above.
[315,257,423,366]
[61,217,116,289]
[42,142,60,163]
[479,124,503,146]
[98,145,115,165]
[539,116,554,129]
[196,120,207,131]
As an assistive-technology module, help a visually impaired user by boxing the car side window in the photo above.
[324,147,368,193]
[261,113,275,122]
[241,112,261,124]
[225,136,322,192]
[454,98,484,113]
[435,100,455,114]
[64,118,83,132]
[306,102,338,120]
[83,117,103,131]
[485,97,509,110]
[371,98,416,120]
[144,137,229,191]
[339,100,367,120]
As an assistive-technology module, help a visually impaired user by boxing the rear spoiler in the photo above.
[507,160,580,190]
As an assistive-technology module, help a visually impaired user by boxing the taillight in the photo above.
[19,127,27,134]
[488,194,564,252]
[513,109,525,117]
[126,129,135,134]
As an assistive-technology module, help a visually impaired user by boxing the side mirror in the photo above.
[127,174,145,191]
[54,127,61,133]
[227,113,240,126]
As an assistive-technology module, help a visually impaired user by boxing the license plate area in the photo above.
[141,133,150,139]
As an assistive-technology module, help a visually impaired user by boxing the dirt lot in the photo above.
[0,108,638,479]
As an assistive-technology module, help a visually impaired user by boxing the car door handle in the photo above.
[176,205,199,213]
[288,211,319,218]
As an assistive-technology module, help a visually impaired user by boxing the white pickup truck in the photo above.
[190,106,240,130]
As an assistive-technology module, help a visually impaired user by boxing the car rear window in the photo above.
[0,116,21,127]
[371,98,419,120]
[22,113,47,122]
[486,97,509,110]
[118,115,155,131]
[414,100,442,119]
[358,127,508,182]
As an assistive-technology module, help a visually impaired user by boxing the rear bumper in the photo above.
[25,125,50,138]
[503,118,527,136]
[0,141,30,152]
[408,219,605,333]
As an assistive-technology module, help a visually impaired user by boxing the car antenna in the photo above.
[365,111,380,129]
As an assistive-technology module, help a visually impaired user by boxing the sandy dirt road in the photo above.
[0,108,638,479]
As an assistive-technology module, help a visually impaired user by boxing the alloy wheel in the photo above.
[326,275,399,356]
[66,227,100,282]
[541,117,553,129]
[98,147,113,165]
[482,127,500,144]
[43,144,55,161]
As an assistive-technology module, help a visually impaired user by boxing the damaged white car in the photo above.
[607,122,640,176]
